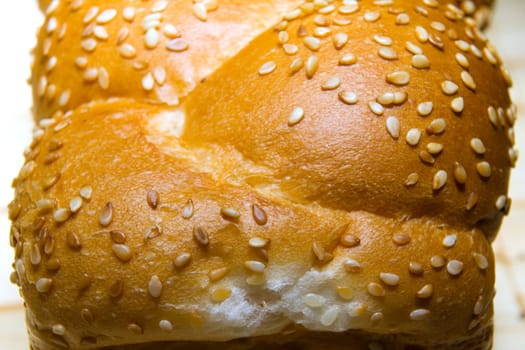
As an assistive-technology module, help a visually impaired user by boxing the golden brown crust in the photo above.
[12,0,515,349]
[31,0,303,120]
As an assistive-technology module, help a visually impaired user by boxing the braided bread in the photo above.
[11,0,516,349]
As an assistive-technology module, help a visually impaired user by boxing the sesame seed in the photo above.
[152,0,168,12]
[461,71,477,90]
[496,195,507,211]
[303,293,325,308]
[52,324,65,336]
[159,320,173,332]
[93,25,108,40]
[339,90,358,105]
[338,4,359,15]
[470,138,486,155]
[30,244,42,266]
[368,102,383,116]
[386,116,400,139]
[166,38,189,52]
[417,102,433,116]
[476,161,492,178]
[258,61,276,76]
[483,47,498,65]
[246,273,266,286]
[406,128,421,146]
[409,262,424,275]
[419,150,435,165]
[336,286,354,300]
[340,234,360,248]
[148,275,163,298]
[339,53,357,65]
[443,234,457,248]
[98,67,109,90]
[58,90,71,107]
[211,288,232,303]
[333,33,348,49]
[452,162,467,185]
[278,30,289,45]
[417,284,433,299]
[123,7,135,21]
[321,76,341,90]
[145,224,162,240]
[470,44,482,58]
[144,28,160,49]
[431,21,446,32]
[404,173,419,187]
[142,73,154,91]
[81,308,94,324]
[474,296,484,316]
[36,278,53,293]
[75,56,88,69]
[415,26,429,42]
[379,273,400,286]
[412,54,430,69]
[53,208,70,223]
[36,199,55,213]
[447,260,464,276]
[426,143,443,155]
[364,10,381,22]
[367,282,386,297]
[244,260,266,273]
[305,56,319,78]
[112,244,132,262]
[410,309,430,321]
[378,47,398,60]
[441,80,458,95]
[386,71,410,86]
[321,308,340,327]
[284,8,301,20]
[486,106,497,127]
[377,92,394,105]
[221,207,241,220]
[163,24,180,38]
[288,107,305,126]
[451,97,464,113]
[181,199,194,219]
[433,170,448,191]
[467,192,479,211]
[109,231,126,245]
[66,231,82,250]
[128,323,143,335]
[473,253,489,270]
[283,44,298,55]
[396,13,410,25]
[313,27,331,38]
[455,40,470,51]
[427,118,446,134]
[97,9,117,24]
[84,6,99,23]
[192,3,207,21]
[430,255,446,269]
[83,67,99,82]
[99,202,113,226]
[373,35,392,46]
[249,237,269,248]
[79,186,93,200]
[290,57,304,74]
[251,204,268,225]
[405,41,423,55]
[174,252,192,268]
[455,53,470,69]
[81,38,97,52]
[146,190,159,209]
[343,258,361,273]
[193,226,210,247]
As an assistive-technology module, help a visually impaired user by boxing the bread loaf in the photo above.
[11,0,517,349]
